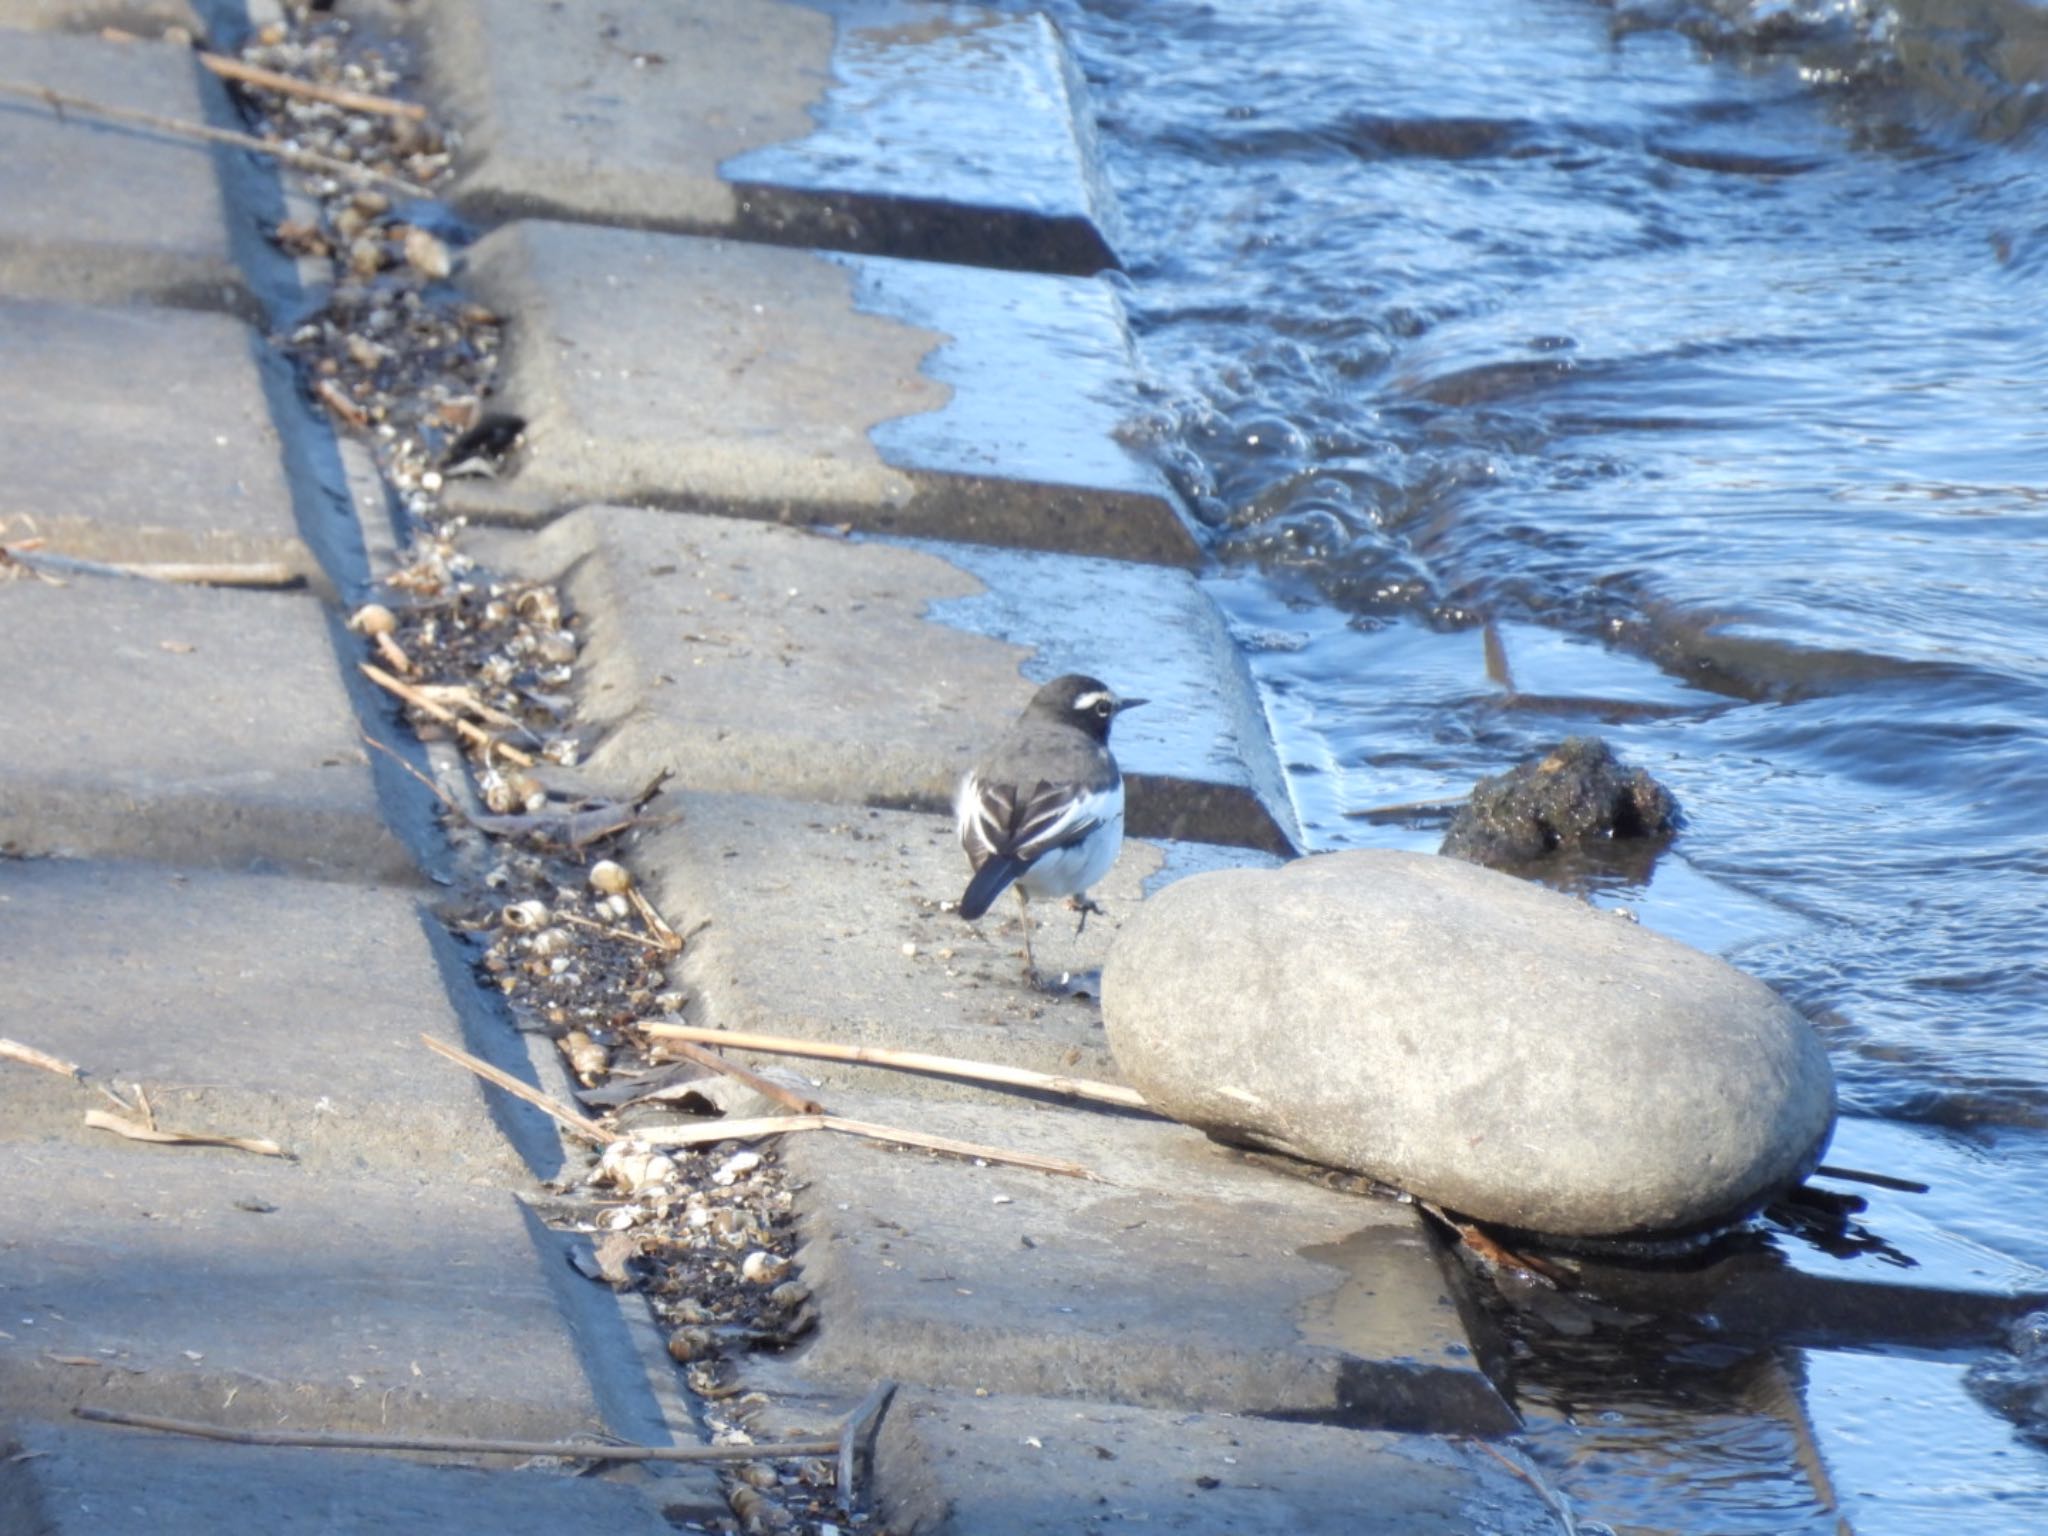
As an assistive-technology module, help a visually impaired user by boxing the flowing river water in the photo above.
[1034,0,2048,1528]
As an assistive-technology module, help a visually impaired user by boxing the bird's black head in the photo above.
[1026,674,1146,743]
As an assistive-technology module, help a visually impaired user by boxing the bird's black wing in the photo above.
[955,773,1107,919]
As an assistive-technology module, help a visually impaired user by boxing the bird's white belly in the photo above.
[1016,802,1125,901]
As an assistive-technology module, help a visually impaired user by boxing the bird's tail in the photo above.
[958,855,1027,921]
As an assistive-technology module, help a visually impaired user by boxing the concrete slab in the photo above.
[0,862,527,1180]
[0,578,412,882]
[444,221,1197,565]
[424,0,1121,276]
[0,1,204,34]
[641,791,1160,1093]
[0,33,256,317]
[0,1420,682,1536]
[469,507,1294,852]
[0,1147,615,1439]
[0,300,314,580]
[763,1087,1514,1433]
[862,1388,1564,1534]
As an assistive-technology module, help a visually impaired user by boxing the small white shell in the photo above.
[600,1145,677,1194]
[740,1250,791,1286]
[514,587,561,628]
[500,899,550,931]
[589,860,633,895]
[527,926,573,957]
[714,1151,762,1187]
[348,602,397,636]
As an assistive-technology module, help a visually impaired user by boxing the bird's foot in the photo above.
[1065,893,1105,936]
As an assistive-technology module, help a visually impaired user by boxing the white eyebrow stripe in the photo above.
[1073,690,1116,712]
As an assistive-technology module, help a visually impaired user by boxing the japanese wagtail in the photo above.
[955,674,1144,978]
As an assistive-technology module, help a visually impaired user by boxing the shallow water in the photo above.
[1034,0,2048,1525]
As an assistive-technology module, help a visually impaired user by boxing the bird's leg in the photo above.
[1066,892,1105,937]
[1013,887,1036,978]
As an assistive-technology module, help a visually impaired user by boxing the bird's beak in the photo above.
[1116,697,1148,712]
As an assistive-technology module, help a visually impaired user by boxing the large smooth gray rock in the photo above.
[1101,850,1837,1238]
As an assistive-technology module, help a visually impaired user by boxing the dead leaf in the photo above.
[83,1109,289,1159]
[592,1231,639,1286]
[571,1231,641,1286]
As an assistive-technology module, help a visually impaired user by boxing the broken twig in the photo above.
[462,801,655,848]
[553,909,673,953]
[83,1109,288,1160]
[0,1037,82,1080]
[624,885,682,952]
[0,545,299,588]
[641,1022,1152,1112]
[313,377,370,430]
[1815,1162,1931,1196]
[72,1406,838,1464]
[362,661,537,766]
[359,729,459,812]
[658,1039,824,1116]
[631,1112,1098,1180]
[196,51,429,121]
[0,78,429,196]
[1342,794,1470,822]
[419,1034,608,1144]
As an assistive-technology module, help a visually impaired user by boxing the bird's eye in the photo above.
[1096,701,1113,716]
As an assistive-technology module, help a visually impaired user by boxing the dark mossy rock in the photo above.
[1440,736,1678,870]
